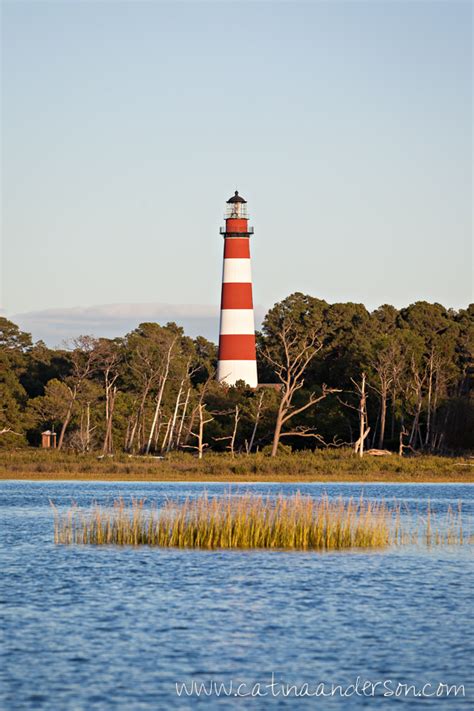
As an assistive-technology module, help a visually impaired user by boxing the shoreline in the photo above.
[1,450,472,484]
[1,472,473,484]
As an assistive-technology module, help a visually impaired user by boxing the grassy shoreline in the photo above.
[0,449,473,483]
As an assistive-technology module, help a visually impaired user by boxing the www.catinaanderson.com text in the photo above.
[175,674,466,699]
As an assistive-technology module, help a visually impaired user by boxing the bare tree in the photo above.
[145,336,177,454]
[389,349,406,441]
[57,336,100,450]
[245,390,265,454]
[183,403,214,459]
[159,416,173,453]
[164,361,200,453]
[126,360,158,452]
[80,402,93,452]
[176,387,191,449]
[339,372,370,457]
[399,427,408,456]
[261,322,339,456]
[74,378,101,452]
[370,349,393,449]
[424,347,451,450]
[126,331,177,453]
[0,428,21,436]
[354,373,370,457]
[215,405,240,457]
[163,382,184,453]
[98,341,123,455]
[407,356,427,449]
[182,372,215,449]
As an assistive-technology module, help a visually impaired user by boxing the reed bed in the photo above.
[52,493,470,550]
[4,448,473,483]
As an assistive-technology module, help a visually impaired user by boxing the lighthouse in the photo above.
[217,191,258,388]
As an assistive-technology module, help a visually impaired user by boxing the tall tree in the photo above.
[259,293,339,456]
[0,319,33,442]
[57,337,101,449]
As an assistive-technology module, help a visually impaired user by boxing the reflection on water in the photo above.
[0,481,473,709]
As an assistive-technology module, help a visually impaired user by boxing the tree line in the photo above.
[1,294,472,456]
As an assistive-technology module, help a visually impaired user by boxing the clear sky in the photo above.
[1,0,472,343]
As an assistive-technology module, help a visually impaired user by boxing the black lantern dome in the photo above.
[227,190,247,204]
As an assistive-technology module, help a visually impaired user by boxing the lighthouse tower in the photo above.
[217,191,258,387]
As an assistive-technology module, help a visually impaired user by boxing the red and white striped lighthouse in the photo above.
[217,191,258,388]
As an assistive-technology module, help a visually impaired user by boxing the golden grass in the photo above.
[52,494,470,550]
[2,448,473,482]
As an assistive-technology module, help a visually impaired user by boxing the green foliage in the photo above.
[0,317,32,352]
[29,379,73,429]
[0,319,33,443]
[0,297,472,454]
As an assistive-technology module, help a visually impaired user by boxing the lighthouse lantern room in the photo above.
[217,191,258,388]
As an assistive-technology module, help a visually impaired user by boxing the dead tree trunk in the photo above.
[57,385,77,450]
[408,356,427,449]
[430,368,442,450]
[271,405,285,458]
[184,404,213,459]
[182,373,215,449]
[145,338,176,454]
[103,386,117,454]
[160,417,173,453]
[354,373,370,458]
[85,402,91,451]
[229,406,240,457]
[399,427,408,456]
[339,374,370,457]
[57,336,100,450]
[378,386,388,449]
[127,385,151,453]
[103,365,119,455]
[215,406,241,457]
[176,387,190,449]
[166,379,186,453]
[261,322,339,457]
[246,391,265,454]
[424,348,434,448]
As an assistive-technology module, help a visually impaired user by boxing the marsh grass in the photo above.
[3,448,473,483]
[51,494,470,550]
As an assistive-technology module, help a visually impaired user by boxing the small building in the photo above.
[41,430,57,449]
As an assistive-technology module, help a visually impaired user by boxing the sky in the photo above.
[1,0,472,345]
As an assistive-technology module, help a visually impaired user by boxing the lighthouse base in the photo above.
[217,360,258,388]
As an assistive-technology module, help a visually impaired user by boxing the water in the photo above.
[1,481,473,710]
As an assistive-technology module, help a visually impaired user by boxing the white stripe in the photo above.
[217,360,258,387]
[219,309,255,335]
[222,258,252,284]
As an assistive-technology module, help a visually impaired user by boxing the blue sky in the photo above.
[2,0,472,344]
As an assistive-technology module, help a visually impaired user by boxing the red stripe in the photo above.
[225,218,248,233]
[219,334,256,360]
[224,239,250,259]
[221,283,253,309]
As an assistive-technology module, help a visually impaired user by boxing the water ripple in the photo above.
[0,480,472,709]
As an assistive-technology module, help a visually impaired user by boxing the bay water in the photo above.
[1,481,472,709]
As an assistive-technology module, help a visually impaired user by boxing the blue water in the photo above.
[0,481,473,710]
